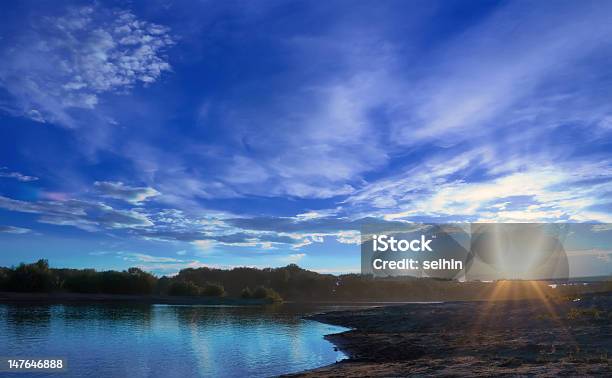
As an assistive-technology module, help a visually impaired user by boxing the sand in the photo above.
[287,293,612,377]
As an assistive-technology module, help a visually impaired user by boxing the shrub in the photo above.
[0,267,9,290]
[168,281,201,296]
[201,282,225,297]
[126,267,157,295]
[241,287,253,299]
[8,259,57,292]
[252,285,283,303]
[61,269,100,293]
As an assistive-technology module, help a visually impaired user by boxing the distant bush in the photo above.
[126,268,157,294]
[201,282,225,297]
[156,276,172,295]
[252,286,283,303]
[241,287,253,298]
[7,259,56,292]
[168,281,201,296]
[61,267,156,295]
[61,269,100,293]
[0,267,10,290]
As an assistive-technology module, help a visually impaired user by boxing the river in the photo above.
[0,303,356,377]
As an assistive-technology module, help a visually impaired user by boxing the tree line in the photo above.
[1,260,610,302]
[0,259,283,301]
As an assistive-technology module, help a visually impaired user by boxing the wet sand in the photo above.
[288,293,612,377]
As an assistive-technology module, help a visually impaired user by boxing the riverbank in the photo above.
[287,292,612,376]
[0,291,273,305]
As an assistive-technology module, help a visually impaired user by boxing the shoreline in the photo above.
[0,292,445,306]
[286,293,612,377]
[0,291,273,306]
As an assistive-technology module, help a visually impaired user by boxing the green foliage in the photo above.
[167,281,201,296]
[252,286,268,298]
[156,276,172,295]
[240,287,252,298]
[126,268,157,294]
[201,282,225,297]
[167,281,225,297]
[1,261,157,295]
[60,267,156,295]
[252,286,283,302]
[174,263,334,301]
[7,259,56,292]
[0,267,11,290]
[60,269,100,293]
[3,260,609,303]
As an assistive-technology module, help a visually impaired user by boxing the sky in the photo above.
[0,0,611,276]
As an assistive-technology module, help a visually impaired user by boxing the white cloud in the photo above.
[117,252,182,263]
[342,143,612,224]
[193,239,215,252]
[94,181,160,204]
[280,253,306,264]
[0,195,153,231]
[0,5,174,126]
[135,260,209,276]
[0,225,31,234]
[335,230,361,244]
[310,266,360,274]
[88,250,209,275]
[0,167,38,182]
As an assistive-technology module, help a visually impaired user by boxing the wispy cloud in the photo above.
[341,142,612,223]
[89,250,208,275]
[117,252,182,264]
[0,225,31,234]
[0,5,174,126]
[94,181,160,204]
[0,167,38,182]
[1,1,612,274]
[0,195,152,231]
[280,253,306,264]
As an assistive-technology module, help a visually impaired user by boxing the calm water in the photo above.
[0,303,355,377]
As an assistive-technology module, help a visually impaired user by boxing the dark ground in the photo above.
[286,292,612,377]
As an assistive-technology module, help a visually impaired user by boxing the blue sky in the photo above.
[1,0,611,276]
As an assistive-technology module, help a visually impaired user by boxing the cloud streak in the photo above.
[0,5,174,126]
[0,167,38,182]
[94,181,160,204]
[0,226,31,234]
[0,195,152,231]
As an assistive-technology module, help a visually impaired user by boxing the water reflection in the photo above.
[0,303,350,377]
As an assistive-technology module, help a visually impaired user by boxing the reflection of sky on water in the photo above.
[0,304,348,378]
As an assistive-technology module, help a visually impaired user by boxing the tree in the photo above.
[8,259,56,292]
[241,287,253,298]
[252,286,283,303]
[201,282,225,297]
[168,281,201,296]
[0,267,9,290]
[126,267,157,294]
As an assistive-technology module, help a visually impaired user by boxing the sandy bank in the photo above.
[286,293,612,377]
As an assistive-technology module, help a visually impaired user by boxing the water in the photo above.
[0,303,355,377]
